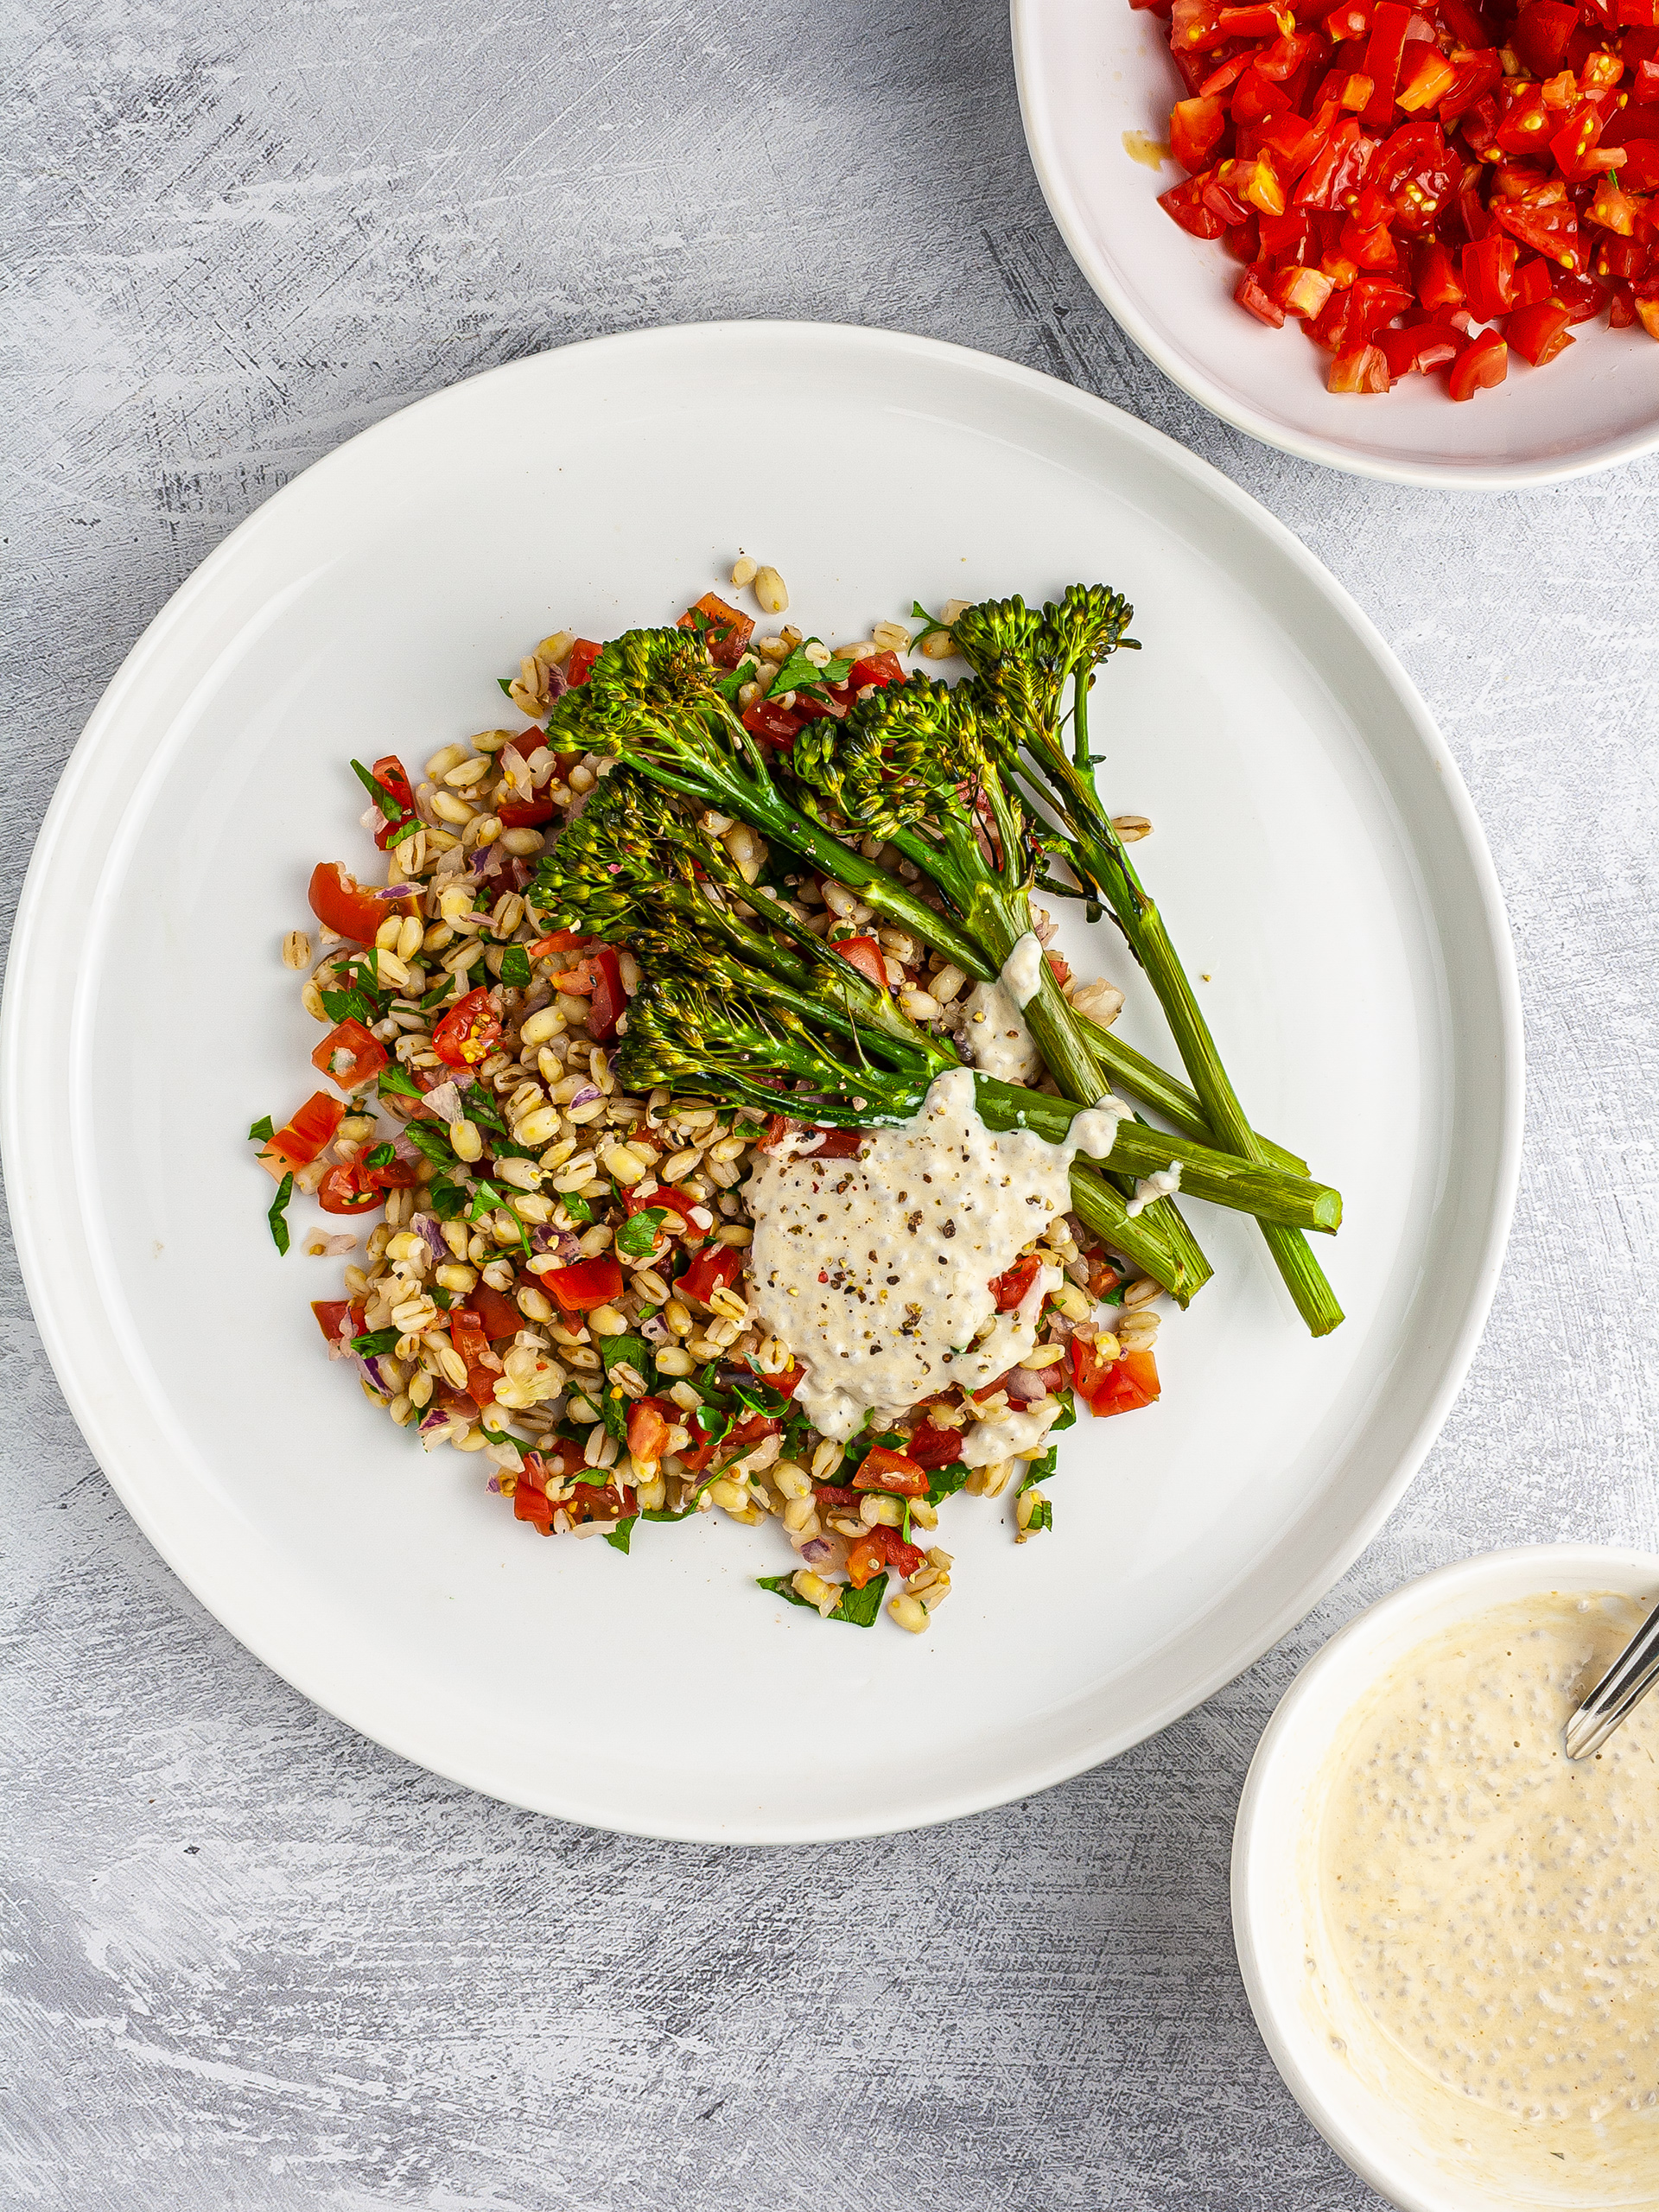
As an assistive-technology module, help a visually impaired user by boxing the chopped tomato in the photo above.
[1327,342,1392,391]
[846,1524,927,1588]
[586,946,626,1041]
[308,861,419,944]
[1172,92,1229,168]
[741,697,804,747]
[988,1254,1044,1313]
[1071,1337,1162,1417]
[431,986,502,1071]
[626,1395,674,1465]
[541,1255,624,1313]
[1504,299,1575,365]
[830,934,890,991]
[678,592,755,670]
[679,1409,778,1476]
[899,1420,965,1471]
[851,1444,930,1497]
[497,793,558,828]
[260,1090,346,1180]
[1447,327,1508,397]
[526,928,594,960]
[1378,319,1465,375]
[1510,0,1578,73]
[624,1183,709,1244]
[310,1298,359,1344]
[563,1478,637,1527]
[677,1245,743,1306]
[848,650,906,690]
[317,1161,385,1215]
[311,1016,389,1092]
[368,754,417,850]
[565,639,603,685]
[807,1128,868,1159]
[471,1281,524,1340]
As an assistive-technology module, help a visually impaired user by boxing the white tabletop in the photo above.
[3,3,1657,2206]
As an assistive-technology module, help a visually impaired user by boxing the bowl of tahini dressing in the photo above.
[1234,1546,1659,2212]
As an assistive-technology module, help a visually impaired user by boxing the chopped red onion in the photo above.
[423,1080,462,1125]
[566,1084,601,1111]
[415,1213,449,1262]
[359,1356,394,1399]
[1006,1367,1053,1403]
[639,1313,670,1345]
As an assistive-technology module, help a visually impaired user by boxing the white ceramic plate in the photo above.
[1233,1544,1659,2211]
[1,322,1521,1840]
[1013,0,1659,486]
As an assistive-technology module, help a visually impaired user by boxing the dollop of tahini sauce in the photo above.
[1310,1591,1659,2202]
[959,931,1046,1086]
[744,1065,1122,1441]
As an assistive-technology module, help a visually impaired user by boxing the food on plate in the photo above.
[1141,0,1659,396]
[1308,1591,1659,2194]
[251,578,1343,1630]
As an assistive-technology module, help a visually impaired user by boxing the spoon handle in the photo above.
[1564,1603,1659,1761]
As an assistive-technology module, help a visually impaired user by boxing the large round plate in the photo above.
[1,322,1521,1840]
[1013,0,1659,487]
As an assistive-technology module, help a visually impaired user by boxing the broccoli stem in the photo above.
[1017,712,1345,1338]
[1065,1165,1210,1306]
[969,1080,1340,1235]
[1073,1014,1309,1177]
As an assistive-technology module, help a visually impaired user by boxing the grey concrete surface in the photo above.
[4,0,1657,2205]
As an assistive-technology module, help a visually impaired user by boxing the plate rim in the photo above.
[1009,0,1659,491]
[0,318,1526,1840]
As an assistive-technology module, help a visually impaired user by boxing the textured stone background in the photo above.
[4,0,1657,2203]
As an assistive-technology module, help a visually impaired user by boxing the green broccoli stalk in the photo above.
[952,587,1344,1338]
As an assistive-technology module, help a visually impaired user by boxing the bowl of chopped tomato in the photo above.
[1014,0,1659,483]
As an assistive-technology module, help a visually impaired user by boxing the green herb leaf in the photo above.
[1049,1389,1077,1433]
[404,1120,457,1167]
[604,1516,636,1554]
[499,944,531,988]
[267,1172,295,1255]
[731,1375,790,1418]
[364,1141,396,1169]
[351,1328,401,1356]
[422,979,457,1011]
[757,1571,887,1625]
[321,988,379,1027]
[767,641,853,698]
[429,1284,455,1310]
[350,757,406,825]
[377,1064,423,1101]
[715,656,759,705]
[498,675,513,696]
[427,1179,468,1221]
[560,1192,595,1225]
[925,1461,971,1506]
[1020,1446,1058,1489]
[616,1208,666,1258]
[248,1115,275,1143]
[1023,1493,1053,1535]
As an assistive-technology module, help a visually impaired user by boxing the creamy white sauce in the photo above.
[1307,1592,1659,2204]
[1001,931,1046,1008]
[743,1067,1121,1440]
[960,1398,1063,1466]
[957,934,1048,1084]
[1125,1161,1182,1217]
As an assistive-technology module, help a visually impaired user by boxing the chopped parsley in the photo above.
[767,640,854,698]
[499,944,531,988]
[267,1172,295,1255]
[615,1208,666,1258]
[351,1328,401,1357]
[757,1570,887,1625]
[378,1063,423,1101]
[248,1114,274,1143]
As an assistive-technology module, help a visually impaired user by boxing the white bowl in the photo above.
[1232,1543,1659,2210]
[1013,0,1659,486]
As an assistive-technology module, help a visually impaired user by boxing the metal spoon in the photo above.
[1564,1600,1659,1760]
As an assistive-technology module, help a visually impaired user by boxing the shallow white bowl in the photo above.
[1233,1542,1659,2211]
[1013,0,1659,486]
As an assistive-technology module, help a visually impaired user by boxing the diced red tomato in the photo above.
[1510,0,1578,76]
[901,1420,967,1471]
[585,946,627,1041]
[848,650,906,690]
[626,1395,674,1466]
[540,1255,625,1313]
[310,1298,358,1344]
[988,1253,1044,1313]
[308,861,419,944]
[565,639,602,685]
[367,755,417,850]
[259,1090,346,1180]
[677,1245,743,1306]
[741,697,804,747]
[431,986,503,1071]
[1505,299,1575,365]
[471,1281,524,1341]
[846,1524,928,1589]
[497,793,558,828]
[1461,232,1518,318]
[1328,342,1392,390]
[317,1160,385,1215]
[526,927,593,960]
[1160,170,1228,236]
[850,1444,930,1497]
[1172,92,1230,168]
[623,1182,709,1246]
[830,933,891,991]
[1447,327,1508,397]
[1378,318,1465,373]
[678,592,755,670]
[1236,259,1288,323]
[679,1408,778,1477]
[311,1016,389,1091]
[1071,1337,1163,1417]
